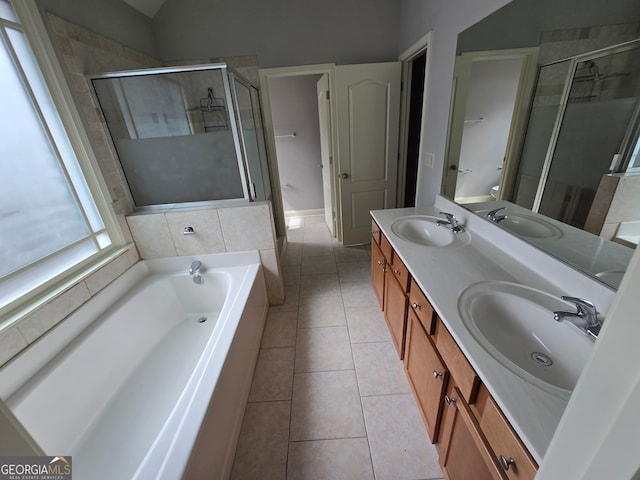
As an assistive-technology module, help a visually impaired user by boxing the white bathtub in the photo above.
[0,251,268,480]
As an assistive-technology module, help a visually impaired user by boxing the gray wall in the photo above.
[153,0,400,68]
[36,0,158,58]
[269,75,324,212]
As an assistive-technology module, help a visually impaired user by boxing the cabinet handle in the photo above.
[444,395,456,406]
[433,371,443,379]
[412,302,421,310]
[393,269,400,275]
[377,260,383,265]
[499,455,516,471]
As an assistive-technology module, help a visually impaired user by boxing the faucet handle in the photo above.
[487,207,507,222]
[561,296,598,322]
[439,211,455,223]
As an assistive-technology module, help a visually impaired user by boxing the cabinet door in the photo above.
[404,310,448,443]
[371,240,386,310]
[383,269,407,358]
[480,396,538,480]
[440,383,506,480]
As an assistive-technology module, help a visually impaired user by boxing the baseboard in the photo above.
[285,208,324,218]
[454,195,495,204]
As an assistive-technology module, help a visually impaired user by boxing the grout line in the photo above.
[288,435,368,445]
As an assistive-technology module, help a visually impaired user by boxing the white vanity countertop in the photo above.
[371,197,617,464]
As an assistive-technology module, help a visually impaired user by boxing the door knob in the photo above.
[341,172,349,179]
[449,164,458,171]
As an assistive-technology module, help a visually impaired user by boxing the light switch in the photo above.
[423,152,435,168]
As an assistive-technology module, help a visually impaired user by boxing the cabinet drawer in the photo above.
[435,318,479,403]
[408,279,435,333]
[380,233,393,262]
[480,397,537,480]
[371,219,381,246]
[389,252,410,292]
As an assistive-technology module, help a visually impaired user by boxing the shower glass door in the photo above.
[535,43,640,228]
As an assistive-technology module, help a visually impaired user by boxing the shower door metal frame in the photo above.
[530,39,640,212]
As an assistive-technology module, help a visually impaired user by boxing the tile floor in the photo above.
[229,216,444,480]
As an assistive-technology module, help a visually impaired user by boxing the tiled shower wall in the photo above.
[126,203,284,304]
[0,15,282,367]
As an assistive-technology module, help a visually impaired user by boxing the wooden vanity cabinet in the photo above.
[404,308,448,443]
[384,265,408,358]
[475,385,538,480]
[439,380,506,480]
[369,217,537,479]
[371,239,386,310]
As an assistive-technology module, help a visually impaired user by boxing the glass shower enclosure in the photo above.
[512,40,640,229]
[90,64,272,209]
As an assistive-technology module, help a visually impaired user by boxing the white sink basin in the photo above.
[391,215,470,247]
[458,281,593,399]
[482,210,562,239]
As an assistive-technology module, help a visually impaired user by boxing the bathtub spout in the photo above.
[189,260,202,275]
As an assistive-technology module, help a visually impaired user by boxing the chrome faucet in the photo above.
[189,260,202,275]
[554,296,600,340]
[486,207,508,223]
[436,212,464,234]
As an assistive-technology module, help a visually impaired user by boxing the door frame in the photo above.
[258,64,340,241]
[442,47,539,201]
[398,31,433,207]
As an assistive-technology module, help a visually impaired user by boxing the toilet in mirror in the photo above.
[442,0,640,289]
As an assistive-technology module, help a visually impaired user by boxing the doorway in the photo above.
[398,32,432,208]
[259,64,337,243]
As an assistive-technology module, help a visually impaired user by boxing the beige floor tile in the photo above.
[352,342,410,396]
[295,326,354,372]
[300,273,342,300]
[302,243,335,257]
[298,296,346,328]
[303,215,328,226]
[333,244,371,263]
[282,264,301,286]
[337,260,371,283]
[269,284,299,313]
[290,370,366,441]
[301,254,337,275]
[248,347,295,402]
[281,243,302,266]
[230,401,290,480]
[261,310,297,347]
[303,230,333,243]
[345,306,391,343]
[340,281,379,308]
[287,438,374,480]
[362,394,442,480]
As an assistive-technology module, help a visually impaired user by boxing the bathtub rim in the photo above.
[0,250,262,403]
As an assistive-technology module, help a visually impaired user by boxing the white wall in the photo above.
[268,75,324,212]
[153,0,400,68]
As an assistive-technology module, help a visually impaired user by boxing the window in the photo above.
[0,0,124,323]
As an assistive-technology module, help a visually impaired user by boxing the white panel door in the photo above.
[317,73,335,236]
[336,63,401,245]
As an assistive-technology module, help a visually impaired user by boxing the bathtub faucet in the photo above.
[189,260,204,284]
[189,260,202,275]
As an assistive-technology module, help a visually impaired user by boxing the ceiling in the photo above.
[122,0,167,18]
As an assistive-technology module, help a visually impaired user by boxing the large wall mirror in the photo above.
[442,0,640,290]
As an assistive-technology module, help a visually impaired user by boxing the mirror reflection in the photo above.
[443,0,640,289]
